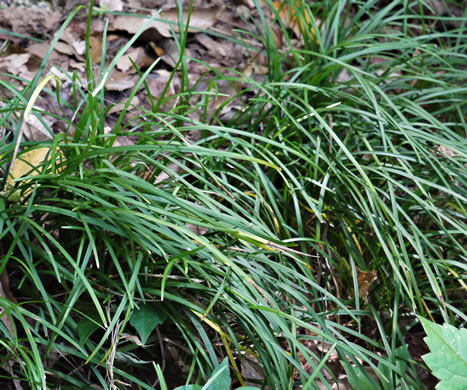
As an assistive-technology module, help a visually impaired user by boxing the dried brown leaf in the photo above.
[196,33,227,57]
[107,96,141,115]
[56,29,86,58]
[185,223,209,236]
[110,7,218,38]
[101,0,124,12]
[116,47,152,72]
[54,41,77,57]
[0,53,36,81]
[27,42,71,69]
[357,268,378,299]
[22,107,54,141]
[154,162,182,185]
[7,146,65,189]
[106,69,138,91]
[89,35,103,64]
[146,70,174,97]
[436,145,458,157]
[0,7,61,37]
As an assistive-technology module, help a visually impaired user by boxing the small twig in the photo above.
[151,325,166,388]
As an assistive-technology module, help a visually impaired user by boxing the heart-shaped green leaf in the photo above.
[129,303,167,345]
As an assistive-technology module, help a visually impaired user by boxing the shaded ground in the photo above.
[0,0,281,145]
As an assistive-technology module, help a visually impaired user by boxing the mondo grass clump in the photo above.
[0,1,465,389]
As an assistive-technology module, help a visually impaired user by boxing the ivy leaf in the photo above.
[78,317,100,347]
[419,316,467,390]
[174,358,231,390]
[201,358,231,390]
[129,304,167,345]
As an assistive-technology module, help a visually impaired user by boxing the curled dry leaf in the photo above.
[119,333,145,347]
[357,268,378,299]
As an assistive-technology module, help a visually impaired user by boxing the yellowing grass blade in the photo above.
[10,74,61,171]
